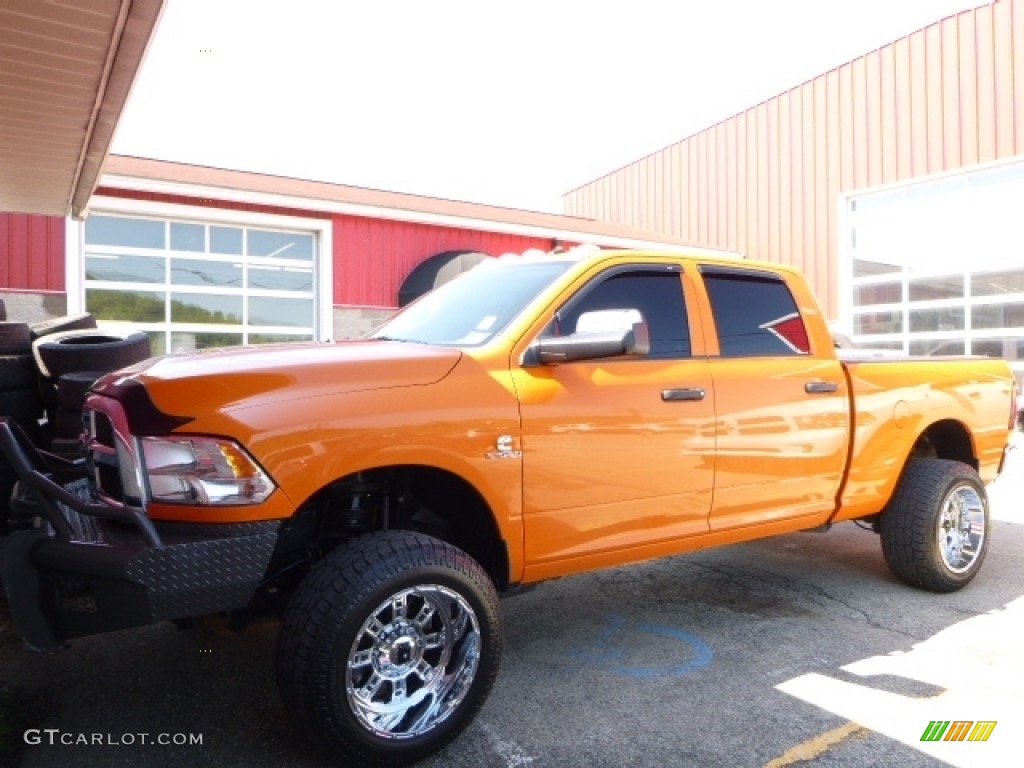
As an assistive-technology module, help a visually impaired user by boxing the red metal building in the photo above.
[2,156,719,352]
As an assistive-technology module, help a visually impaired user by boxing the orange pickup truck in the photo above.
[0,249,1016,765]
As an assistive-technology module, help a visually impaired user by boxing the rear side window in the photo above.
[703,271,810,357]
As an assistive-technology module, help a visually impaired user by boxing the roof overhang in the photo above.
[0,0,164,219]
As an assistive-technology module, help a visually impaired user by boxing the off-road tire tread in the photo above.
[879,458,988,593]
[276,530,502,766]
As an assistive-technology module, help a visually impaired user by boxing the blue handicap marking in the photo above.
[571,613,714,678]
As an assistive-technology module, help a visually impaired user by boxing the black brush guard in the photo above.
[0,417,280,651]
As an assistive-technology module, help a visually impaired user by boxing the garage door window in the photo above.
[847,159,1024,388]
[84,214,316,354]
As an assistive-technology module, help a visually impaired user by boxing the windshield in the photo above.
[369,258,574,346]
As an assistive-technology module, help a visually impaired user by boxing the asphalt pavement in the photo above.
[1,437,1022,768]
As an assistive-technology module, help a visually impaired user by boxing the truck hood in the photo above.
[101,340,462,417]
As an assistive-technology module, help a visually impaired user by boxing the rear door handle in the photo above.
[662,388,706,401]
[805,380,839,394]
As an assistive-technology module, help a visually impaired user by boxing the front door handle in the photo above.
[662,388,706,402]
[805,380,839,394]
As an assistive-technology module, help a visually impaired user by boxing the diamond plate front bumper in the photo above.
[0,417,280,650]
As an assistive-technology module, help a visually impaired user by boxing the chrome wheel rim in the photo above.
[346,584,481,740]
[937,482,986,574]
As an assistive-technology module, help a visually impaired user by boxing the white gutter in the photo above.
[98,173,734,257]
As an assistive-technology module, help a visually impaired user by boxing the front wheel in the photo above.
[879,458,990,592]
[276,531,502,765]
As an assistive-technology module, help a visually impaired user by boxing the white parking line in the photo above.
[774,596,1024,767]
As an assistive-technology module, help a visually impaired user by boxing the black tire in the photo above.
[49,406,84,440]
[0,388,43,447]
[33,330,151,379]
[37,377,58,408]
[0,354,36,390]
[0,322,31,355]
[276,531,502,766]
[879,459,990,592]
[56,371,105,410]
[28,313,97,341]
[1,388,42,422]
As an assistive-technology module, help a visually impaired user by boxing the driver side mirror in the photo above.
[527,309,651,365]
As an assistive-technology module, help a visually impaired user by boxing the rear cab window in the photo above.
[700,266,810,357]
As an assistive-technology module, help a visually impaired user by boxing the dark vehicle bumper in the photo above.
[0,417,280,651]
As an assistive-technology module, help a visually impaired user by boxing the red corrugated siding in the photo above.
[94,187,571,308]
[333,216,558,307]
[0,212,64,291]
[564,0,1024,318]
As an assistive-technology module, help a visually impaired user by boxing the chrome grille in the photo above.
[86,409,122,502]
[93,408,115,446]
[83,398,142,506]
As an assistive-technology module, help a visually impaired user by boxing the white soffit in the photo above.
[0,0,164,218]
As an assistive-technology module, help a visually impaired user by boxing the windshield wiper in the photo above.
[370,335,428,344]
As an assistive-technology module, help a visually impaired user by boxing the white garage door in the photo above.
[844,159,1024,391]
[82,212,320,355]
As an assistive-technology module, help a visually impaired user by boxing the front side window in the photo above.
[703,270,810,357]
[84,214,317,354]
[542,269,691,359]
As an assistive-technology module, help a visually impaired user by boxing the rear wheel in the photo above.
[276,530,502,765]
[879,459,989,592]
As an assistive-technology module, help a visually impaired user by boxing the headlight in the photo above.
[140,435,275,505]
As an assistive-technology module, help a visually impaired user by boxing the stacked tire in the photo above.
[2,312,153,533]
[1,320,43,443]
[1,317,43,535]
[31,318,150,460]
